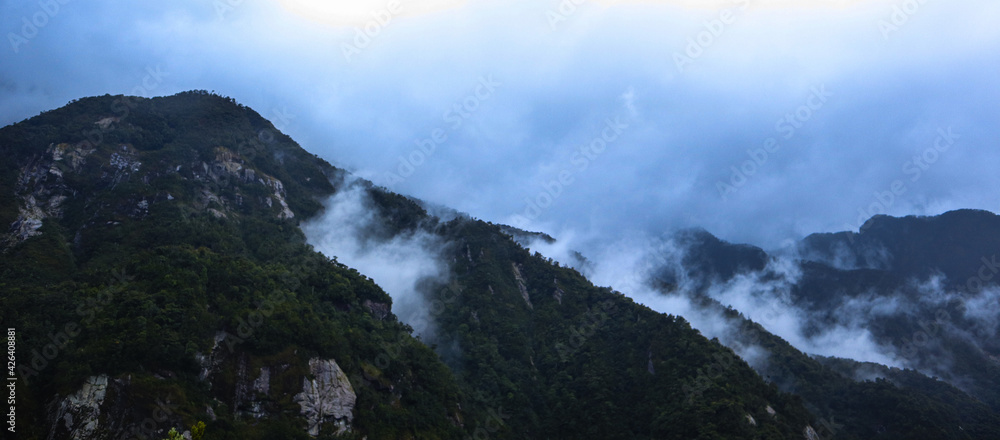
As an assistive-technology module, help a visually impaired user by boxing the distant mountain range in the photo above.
[1,92,997,439]
[647,208,1000,433]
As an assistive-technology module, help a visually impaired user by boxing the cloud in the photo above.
[3,0,1000,250]
[1,0,999,375]
[559,228,998,393]
[274,0,468,26]
[301,179,451,340]
[545,230,903,369]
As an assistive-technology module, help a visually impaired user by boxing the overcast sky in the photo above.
[2,0,999,249]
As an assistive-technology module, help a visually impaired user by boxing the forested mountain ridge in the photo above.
[1,91,467,439]
[647,215,1000,438]
[793,210,1000,413]
[1,92,996,439]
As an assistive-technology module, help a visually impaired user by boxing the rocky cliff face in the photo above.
[44,352,360,439]
[46,375,147,440]
[2,126,300,255]
[48,375,109,440]
[294,358,356,437]
[511,263,532,309]
[2,142,94,251]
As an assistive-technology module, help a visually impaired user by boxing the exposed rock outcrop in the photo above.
[196,331,228,382]
[244,366,270,420]
[363,299,390,321]
[294,358,356,437]
[197,146,294,219]
[511,263,532,309]
[48,375,109,440]
[804,425,820,440]
[262,175,294,220]
[3,142,94,251]
[552,277,564,305]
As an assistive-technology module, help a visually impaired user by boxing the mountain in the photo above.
[649,228,769,290]
[1,91,469,439]
[1,92,997,440]
[793,210,1000,411]
[648,212,1000,436]
[1,92,814,439]
[798,209,1000,288]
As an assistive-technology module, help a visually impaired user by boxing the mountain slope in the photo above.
[800,210,1000,285]
[647,221,1000,438]
[0,92,815,439]
[1,92,468,439]
[3,92,997,440]
[795,210,1000,410]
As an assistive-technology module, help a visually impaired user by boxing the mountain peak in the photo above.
[799,208,1000,284]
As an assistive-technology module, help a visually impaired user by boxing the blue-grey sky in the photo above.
[2,0,999,249]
